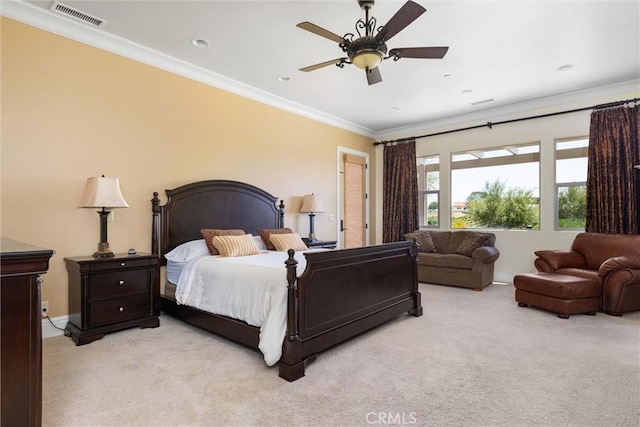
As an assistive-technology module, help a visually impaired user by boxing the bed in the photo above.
[151,179,422,381]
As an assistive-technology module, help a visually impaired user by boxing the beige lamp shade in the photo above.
[79,176,129,208]
[300,194,326,213]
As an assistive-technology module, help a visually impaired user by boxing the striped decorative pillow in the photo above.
[200,229,245,255]
[212,234,260,257]
[257,228,293,251]
[269,233,308,252]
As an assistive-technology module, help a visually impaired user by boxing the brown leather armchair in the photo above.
[534,232,640,316]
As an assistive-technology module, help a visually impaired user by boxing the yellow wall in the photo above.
[1,18,374,317]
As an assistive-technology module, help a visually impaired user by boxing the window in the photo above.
[451,142,540,229]
[417,155,439,228]
[556,137,588,230]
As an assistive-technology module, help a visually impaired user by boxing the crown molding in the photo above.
[0,0,377,138]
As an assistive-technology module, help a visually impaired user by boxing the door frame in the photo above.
[337,146,370,248]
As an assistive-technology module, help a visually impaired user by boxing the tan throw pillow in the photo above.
[257,228,293,251]
[404,231,436,253]
[212,234,260,257]
[456,232,489,257]
[200,229,245,255]
[269,233,308,252]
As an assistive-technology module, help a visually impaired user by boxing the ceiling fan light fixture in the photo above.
[352,51,383,70]
[296,1,446,85]
[347,36,387,70]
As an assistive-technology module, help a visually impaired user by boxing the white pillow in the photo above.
[164,239,210,262]
[253,235,267,251]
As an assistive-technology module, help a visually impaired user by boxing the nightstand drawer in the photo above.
[89,293,149,327]
[88,258,154,272]
[89,269,148,300]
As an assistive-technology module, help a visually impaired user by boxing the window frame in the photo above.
[450,141,541,230]
[554,137,589,230]
[417,155,440,229]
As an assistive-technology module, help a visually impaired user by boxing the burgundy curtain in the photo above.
[383,140,419,242]
[585,104,640,234]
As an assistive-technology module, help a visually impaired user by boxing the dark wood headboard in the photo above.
[151,180,284,264]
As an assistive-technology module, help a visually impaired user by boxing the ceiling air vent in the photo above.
[470,98,495,106]
[50,1,107,28]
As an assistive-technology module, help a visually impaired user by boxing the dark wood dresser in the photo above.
[64,253,159,345]
[1,238,54,427]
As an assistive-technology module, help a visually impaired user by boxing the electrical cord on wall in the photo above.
[43,314,65,331]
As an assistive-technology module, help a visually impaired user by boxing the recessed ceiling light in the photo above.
[190,38,210,48]
[558,64,574,72]
[277,75,291,82]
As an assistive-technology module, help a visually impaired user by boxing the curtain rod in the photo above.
[374,97,640,146]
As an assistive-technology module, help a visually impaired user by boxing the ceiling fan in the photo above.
[297,0,449,85]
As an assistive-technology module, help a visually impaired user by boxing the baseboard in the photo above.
[42,314,68,339]
[492,281,511,286]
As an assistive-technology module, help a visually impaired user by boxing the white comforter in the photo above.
[174,250,310,366]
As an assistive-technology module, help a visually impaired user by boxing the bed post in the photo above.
[151,192,162,316]
[279,249,305,381]
[277,200,285,228]
[151,192,161,257]
[409,237,423,317]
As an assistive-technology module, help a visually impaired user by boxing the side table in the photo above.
[65,252,159,345]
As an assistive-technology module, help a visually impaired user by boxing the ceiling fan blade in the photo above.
[389,46,449,59]
[375,1,426,42]
[366,67,382,85]
[296,22,345,44]
[300,58,347,72]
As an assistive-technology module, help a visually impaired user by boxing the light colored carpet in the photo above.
[43,283,640,427]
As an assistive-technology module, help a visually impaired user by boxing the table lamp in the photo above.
[80,175,129,258]
[300,193,325,242]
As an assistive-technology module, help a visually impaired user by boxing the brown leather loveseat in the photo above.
[404,230,499,290]
[533,232,640,316]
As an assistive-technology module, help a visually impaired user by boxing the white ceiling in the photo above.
[6,0,640,138]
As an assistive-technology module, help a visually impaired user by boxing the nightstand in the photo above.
[302,238,337,249]
[64,253,159,345]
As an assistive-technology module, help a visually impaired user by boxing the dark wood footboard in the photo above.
[280,240,421,381]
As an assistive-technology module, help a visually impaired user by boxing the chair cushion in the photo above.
[423,230,451,253]
[446,231,469,254]
[571,233,640,270]
[417,253,437,266]
[555,268,600,282]
[434,254,473,269]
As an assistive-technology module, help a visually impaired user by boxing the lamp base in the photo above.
[92,242,114,258]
